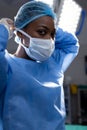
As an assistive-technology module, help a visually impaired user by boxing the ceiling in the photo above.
[75,0,87,12]
[1,0,87,13]
[0,0,87,20]
[2,0,31,6]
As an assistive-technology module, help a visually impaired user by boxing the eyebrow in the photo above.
[37,25,49,30]
[37,24,55,33]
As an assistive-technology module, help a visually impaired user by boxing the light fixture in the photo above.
[58,0,82,34]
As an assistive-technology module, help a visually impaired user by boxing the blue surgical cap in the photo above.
[14,1,56,29]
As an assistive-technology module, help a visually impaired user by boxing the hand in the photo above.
[0,18,15,39]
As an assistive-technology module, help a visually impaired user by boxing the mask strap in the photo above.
[16,36,27,49]
[14,28,30,49]
[15,28,31,39]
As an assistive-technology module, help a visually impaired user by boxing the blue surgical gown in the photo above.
[0,24,79,130]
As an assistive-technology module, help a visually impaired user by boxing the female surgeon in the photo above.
[0,1,79,130]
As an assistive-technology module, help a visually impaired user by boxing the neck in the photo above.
[14,45,30,59]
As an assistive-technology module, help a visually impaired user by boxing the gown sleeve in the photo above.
[0,24,9,95]
[53,27,80,72]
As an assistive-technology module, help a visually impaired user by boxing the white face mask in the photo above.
[15,28,55,62]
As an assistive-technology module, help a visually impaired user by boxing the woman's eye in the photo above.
[37,30,46,35]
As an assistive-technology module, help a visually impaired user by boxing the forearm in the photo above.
[0,25,8,94]
[55,27,79,54]
[53,28,80,72]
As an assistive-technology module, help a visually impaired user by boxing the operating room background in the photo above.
[0,0,87,126]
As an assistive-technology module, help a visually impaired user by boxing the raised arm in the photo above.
[0,18,14,95]
[0,24,8,94]
[53,27,80,72]
[55,28,79,53]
